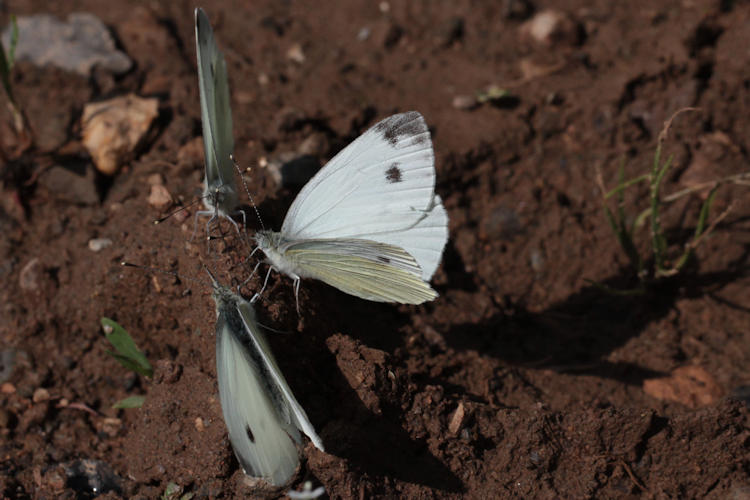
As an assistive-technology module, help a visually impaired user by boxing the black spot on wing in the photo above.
[377,256,391,263]
[375,112,426,146]
[245,424,255,443]
[386,163,402,183]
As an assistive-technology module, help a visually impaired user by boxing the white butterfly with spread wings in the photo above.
[194,8,244,236]
[253,111,448,308]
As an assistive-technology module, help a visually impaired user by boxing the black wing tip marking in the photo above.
[245,424,256,443]
[377,256,391,263]
[375,112,428,146]
[385,163,402,183]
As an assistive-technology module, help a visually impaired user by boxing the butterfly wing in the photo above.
[279,112,447,279]
[283,238,438,303]
[195,8,235,192]
[216,305,301,486]
[236,301,325,452]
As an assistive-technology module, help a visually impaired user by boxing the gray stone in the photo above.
[39,164,99,205]
[2,13,132,76]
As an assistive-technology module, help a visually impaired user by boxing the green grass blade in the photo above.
[650,146,673,273]
[693,187,718,238]
[672,186,719,272]
[112,395,145,409]
[604,173,650,200]
[101,318,153,378]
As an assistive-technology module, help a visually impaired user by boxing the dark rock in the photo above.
[64,459,122,497]
[39,164,99,205]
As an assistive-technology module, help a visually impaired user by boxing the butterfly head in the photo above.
[203,181,238,214]
[253,229,282,252]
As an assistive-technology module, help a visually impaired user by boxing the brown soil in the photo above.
[2,1,750,498]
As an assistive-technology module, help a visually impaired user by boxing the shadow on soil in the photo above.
[443,242,750,387]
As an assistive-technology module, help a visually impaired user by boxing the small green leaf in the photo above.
[162,482,192,500]
[101,317,153,378]
[476,85,510,103]
[112,395,145,409]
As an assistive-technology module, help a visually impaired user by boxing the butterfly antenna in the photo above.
[231,153,265,230]
[153,197,205,225]
[120,261,210,287]
[256,321,292,335]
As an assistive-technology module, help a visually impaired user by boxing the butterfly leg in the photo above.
[233,209,247,232]
[293,277,301,316]
[224,212,241,237]
[204,212,218,253]
[191,210,213,242]
[236,245,260,268]
[239,260,262,295]
[250,265,275,304]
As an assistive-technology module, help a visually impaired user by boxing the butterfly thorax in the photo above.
[202,180,238,216]
[211,285,241,317]
[255,230,306,279]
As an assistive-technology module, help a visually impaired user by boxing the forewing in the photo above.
[236,301,325,452]
[281,112,435,240]
[216,311,300,486]
[373,195,448,280]
[285,239,438,304]
[195,8,235,189]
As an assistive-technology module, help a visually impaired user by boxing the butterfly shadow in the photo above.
[314,377,464,494]
[265,281,463,492]
[441,242,750,387]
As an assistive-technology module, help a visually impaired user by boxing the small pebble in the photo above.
[195,417,205,432]
[519,9,580,46]
[452,94,478,111]
[147,184,173,211]
[357,27,371,41]
[286,43,305,64]
[147,173,164,186]
[448,401,465,435]
[88,238,113,252]
[19,258,41,291]
[101,417,122,437]
[82,94,159,176]
[32,387,50,403]
[297,132,329,157]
